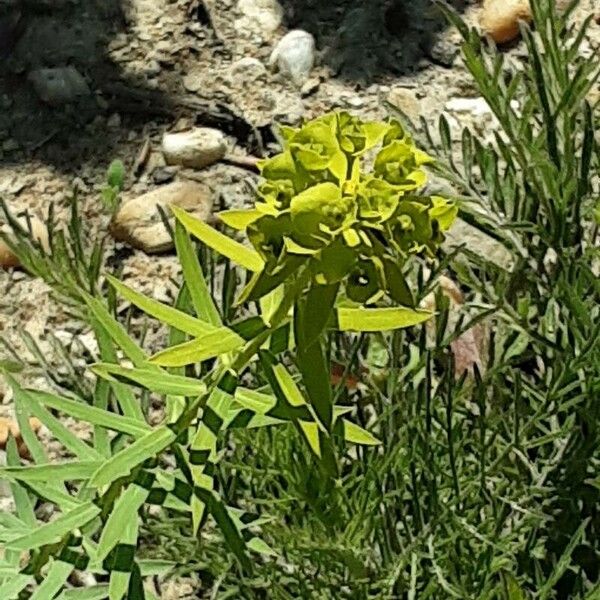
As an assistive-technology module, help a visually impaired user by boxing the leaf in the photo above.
[0,574,34,599]
[57,585,110,600]
[342,419,381,446]
[29,391,151,437]
[92,364,207,397]
[8,503,100,551]
[97,484,148,561]
[149,328,244,367]
[233,388,276,414]
[299,421,321,457]
[273,364,308,408]
[218,209,262,230]
[5,437,36,527]
[30,560,73,600]
[0,461,102,483]
[107,275,218,337]
[86,298,147,367]
[337,306,432,332]
[89,427,176,488]
[174,220,221,326]
[173,206,264,272]
[18,391,101,462]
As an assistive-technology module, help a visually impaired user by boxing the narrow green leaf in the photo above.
[272,365,308,408]
[0,461,102,483]
[8,503,100,551]
[28,391,151,437]
[86,298,147,366]
[337,306,432,332]
[149,329,244,367]
[97,484,148,561]
[342,419,381,446]
[174,221,221,326]
[0,574,34,599]
[218,209,262,230]
[90,427,176,488]
[20,392,101,461]
[173,205,264,273]
[92,363,207,397]
[57,585,109,600]
[5,437,36,528]
[30,560,73,600]
[107,274,218,337]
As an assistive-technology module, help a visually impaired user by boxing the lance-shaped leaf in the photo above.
[30,560,73,600]
[174,220,221,326]
[8,502,100,551]
[173,205,264,272]
[107,275,218,337]
[28,390,151,437]
[97,483,149,561]
[149,327,244,367]
[90,427,176,488]
[92,363,207,397]
[0,461,102,483]
[336,306,432,332]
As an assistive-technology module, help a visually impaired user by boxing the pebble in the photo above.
[110,181,214,254]
[28,66,90,106]
[236,0,283,34]
[0,215,49,270]
[480,0,568,44]
[228,57,268,81]
[162,128,227,170]
[269,30,316,86]
[480,0,531,44]
[387,87,421,122]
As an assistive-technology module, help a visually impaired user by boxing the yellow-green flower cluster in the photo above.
[219,112,457,306]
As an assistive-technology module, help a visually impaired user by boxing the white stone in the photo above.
[269,30,316,86]
[110,181,213,254]
[162,128,227,170]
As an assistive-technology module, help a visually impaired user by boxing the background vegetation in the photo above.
[0,1,598,598]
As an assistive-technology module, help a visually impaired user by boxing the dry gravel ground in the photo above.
[0,0,598,594]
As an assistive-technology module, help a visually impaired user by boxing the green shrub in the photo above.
[0,113,454,598]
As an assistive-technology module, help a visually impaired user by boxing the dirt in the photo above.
[0,0,598,595]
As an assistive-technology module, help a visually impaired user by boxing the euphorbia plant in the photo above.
[0,112,455,596]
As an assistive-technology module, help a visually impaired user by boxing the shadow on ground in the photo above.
[279,0,469,80]
[0,0,469,172]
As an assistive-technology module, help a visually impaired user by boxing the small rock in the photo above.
[480,0,531,44]
[0,215,49,270]
[182,69,205,93]
[428,37,459,68]
[28,66,90,106]
[300,77,320,98]
[387,87,420,121]
[445,97,492,118]
[480,0,568,44]
[236,0,283,34]
[110,181,214,254]
[269,30,316,86]
[162,128,227,170]
[228,57,267,81]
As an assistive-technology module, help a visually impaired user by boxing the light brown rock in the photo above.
[110,181,213,254]
[480,0,532,44]
[0,215,49,269]
[481,0,568,44]
[162,128,227,170]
